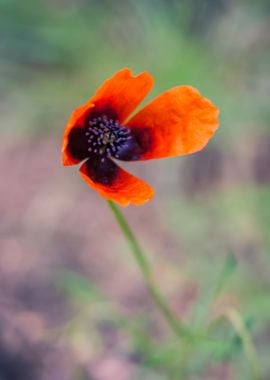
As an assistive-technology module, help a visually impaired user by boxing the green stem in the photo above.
[107,200,189,338]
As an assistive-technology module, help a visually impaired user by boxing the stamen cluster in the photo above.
[85,115,132,161]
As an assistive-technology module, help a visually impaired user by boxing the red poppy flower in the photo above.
[62,68,219,206]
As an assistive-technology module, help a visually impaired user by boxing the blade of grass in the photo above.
[222,308,261,380]
[192,252,237,327]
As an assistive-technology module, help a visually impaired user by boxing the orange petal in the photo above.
[79,157,154,206]
[90,68,154,123]
[126,86,219,160]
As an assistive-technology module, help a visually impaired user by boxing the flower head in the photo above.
[62,68,219,206]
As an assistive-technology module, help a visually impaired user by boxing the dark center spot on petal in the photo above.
[129,127,152,158]
[68,127,89,160]
[86,156,118,185]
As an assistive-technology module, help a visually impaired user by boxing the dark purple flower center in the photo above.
[85,115,132,161]
[67,113,151,164]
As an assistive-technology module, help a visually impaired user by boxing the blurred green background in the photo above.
[1,0,270,379]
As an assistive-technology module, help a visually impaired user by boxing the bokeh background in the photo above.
[1,0,270,379]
